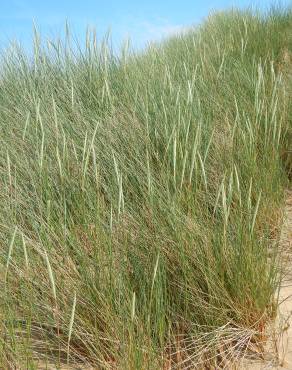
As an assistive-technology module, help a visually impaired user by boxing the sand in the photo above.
[242,191,292,370]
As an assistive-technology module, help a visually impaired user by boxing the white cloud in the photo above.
[141,20,189,41]
[117,17,192,49]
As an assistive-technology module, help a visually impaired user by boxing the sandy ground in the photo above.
[241,191,292,370]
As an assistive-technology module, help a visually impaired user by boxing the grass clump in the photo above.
[0,6,291,369]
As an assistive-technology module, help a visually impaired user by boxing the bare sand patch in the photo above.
[241,191,292,370]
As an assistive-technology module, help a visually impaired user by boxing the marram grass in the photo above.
[0,6,291,369]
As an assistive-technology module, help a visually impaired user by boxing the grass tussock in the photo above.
[0,6,291,369]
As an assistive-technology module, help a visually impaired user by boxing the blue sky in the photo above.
[0,0,290,52]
